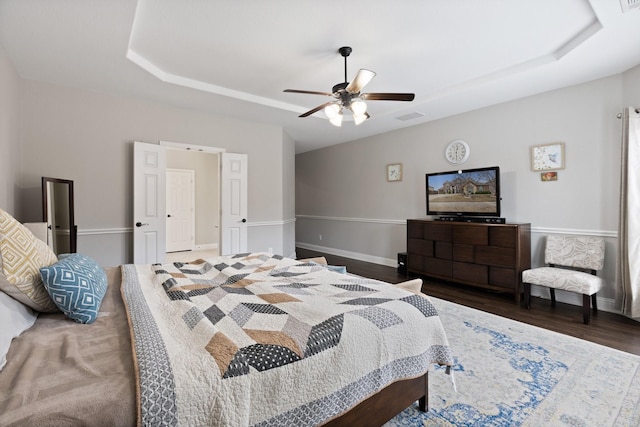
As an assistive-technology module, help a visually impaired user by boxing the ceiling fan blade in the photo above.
[361,93,415,101]
[345,69,376,94]
[299,101,337,118]
[284,89,333,97]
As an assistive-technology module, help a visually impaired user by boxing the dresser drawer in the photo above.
[424,222,452,242]
[489,267,516,289]
[489,226,516,247]
[408,238,433,256]
[425,257,452,277]
[476,246,515,267]
[454,225,488,246]
[453,244,475,263]
[453,262,488,284]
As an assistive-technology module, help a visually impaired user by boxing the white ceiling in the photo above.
[1,0,639,153]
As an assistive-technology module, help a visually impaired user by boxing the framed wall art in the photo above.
[531,142,565,171]
[387,163,403,182]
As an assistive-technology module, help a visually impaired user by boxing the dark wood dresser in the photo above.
[407,219,531,302]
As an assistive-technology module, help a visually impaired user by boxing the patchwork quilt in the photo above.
[121,253,452,426]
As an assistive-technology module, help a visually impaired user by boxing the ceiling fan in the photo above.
[284,46,415,127]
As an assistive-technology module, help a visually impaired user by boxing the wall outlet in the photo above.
[268,247,273,254]
[319,234,322,241]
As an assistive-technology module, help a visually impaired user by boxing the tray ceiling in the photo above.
[1,0,639,153]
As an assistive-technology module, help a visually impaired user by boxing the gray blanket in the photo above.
[0,267,136,426]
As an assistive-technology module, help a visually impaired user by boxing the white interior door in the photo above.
[166,169,195,253]
[133,141,166,264]
[221,153,248,255]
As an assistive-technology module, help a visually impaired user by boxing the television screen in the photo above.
[426,166,500,217]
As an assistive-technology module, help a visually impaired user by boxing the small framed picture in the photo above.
[387,163,403,182]
[531,142,565,171]
[541,171,558,181]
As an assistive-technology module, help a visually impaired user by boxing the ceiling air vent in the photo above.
[396,112,425,121]
[620,0,640,13]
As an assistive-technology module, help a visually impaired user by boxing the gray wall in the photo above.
[623,64,640,106]
[283,131,296,258]
[246,131,296,259]
[296,70,636,313]
[16,79,293,266]
[0,43,21,216]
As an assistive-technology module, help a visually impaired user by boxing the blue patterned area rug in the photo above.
[386,297,640,426]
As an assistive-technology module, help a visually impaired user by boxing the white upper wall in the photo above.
[0,42,21,215]
[623,64,640,106]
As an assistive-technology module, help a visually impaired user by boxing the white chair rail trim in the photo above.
[248,218,296,227]
[296,215,617,237]
[532,227,617,238]
[296,215,406,226]
[76,219,295,236]
[78,227,131,236]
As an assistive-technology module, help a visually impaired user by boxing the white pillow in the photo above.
[0,290,38,371]
[395,278,423,294]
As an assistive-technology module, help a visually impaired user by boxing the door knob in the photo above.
[241,218,247,223]
[135,222,149,227]
[167,214,172,218]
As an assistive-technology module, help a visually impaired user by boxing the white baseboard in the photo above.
[529,285,619,315]
[194,243,218,250]
[295,242,397,267]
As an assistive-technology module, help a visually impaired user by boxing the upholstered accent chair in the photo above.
[522,235,605,324]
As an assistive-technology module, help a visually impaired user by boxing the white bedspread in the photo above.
[121,253,452,426]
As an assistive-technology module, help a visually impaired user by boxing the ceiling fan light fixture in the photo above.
[329,111,343,127]
[353,112,368,126]
[324,103,341,119]
[350,99,367,116]
[284,46,415,126]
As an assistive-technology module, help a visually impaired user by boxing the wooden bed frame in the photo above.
[324,372,428,426]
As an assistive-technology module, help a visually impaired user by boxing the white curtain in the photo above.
[620,107,640,318]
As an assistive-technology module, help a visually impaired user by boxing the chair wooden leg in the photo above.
[591,294,598,313]
[582,294,591,324]
[550,288,556,306]
[524,283,531,309]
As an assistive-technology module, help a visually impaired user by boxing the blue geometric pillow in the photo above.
[39,254,107,324]
[326,265,347,274]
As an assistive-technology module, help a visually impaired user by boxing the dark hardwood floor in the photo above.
[296,248,640,356]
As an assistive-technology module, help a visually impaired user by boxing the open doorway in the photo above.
[133,141,247,264]
[165,149,219,260]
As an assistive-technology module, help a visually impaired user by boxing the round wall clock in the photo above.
[445,139,470,165]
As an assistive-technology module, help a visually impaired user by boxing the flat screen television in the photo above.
[426,166,501,217]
